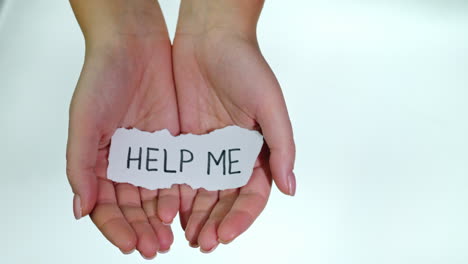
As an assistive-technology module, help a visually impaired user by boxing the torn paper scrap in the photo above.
[107,126,264,191]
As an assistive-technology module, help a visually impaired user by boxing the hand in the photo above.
[66,0,179,258]
[172,0,296,252]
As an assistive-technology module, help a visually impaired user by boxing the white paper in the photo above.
[107,126,264,190]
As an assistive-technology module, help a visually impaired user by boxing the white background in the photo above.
[1,0,467,263]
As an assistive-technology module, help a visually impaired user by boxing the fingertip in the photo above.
[217,210,254,244]
[156,225,174,252]
[68,171,98,218]
[269,151,295,196]
[140,251,157,260]
[127,220,160,258]
[217,220,238,245]
[217,231,235,245]
[119,235,137,255]
[272,171,296,196]
[82,193,98,218]
[217,238,232,245]
[189,241,199,248]
[198,222,219,253]
[200,243,218,254]
[137,232,159,259]
[105,222,137,254]
[120,248,135,255]
[275,182,291,196]
[185,224,197,245]
[157,187,180,225]
[74,189,98,219]
[158,247,170,254]
[270,171,290,196]
[256,92,296,195]
[158,210,176,226]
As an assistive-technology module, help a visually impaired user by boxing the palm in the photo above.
[67,37,179,257]
[173,32,281,252]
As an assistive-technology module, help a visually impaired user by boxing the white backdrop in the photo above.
[1,0,467,263]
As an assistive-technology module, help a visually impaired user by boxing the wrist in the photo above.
[71,0,169,52]
[176,0,264,39]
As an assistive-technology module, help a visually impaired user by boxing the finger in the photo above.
[116,183,159,259]
[184,189,219,247]
[256,80,296,196]
[66,109,100,219]
[217,166,272,244]
[95,147,110,180]
[198,189,239,253]
[157,185,180,225]
[140,188,174,252]
[179,184,197,230]
[90,178,137,253]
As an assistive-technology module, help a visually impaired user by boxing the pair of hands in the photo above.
[66,0,295,259]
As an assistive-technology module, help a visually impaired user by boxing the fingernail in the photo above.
[140,252,156,260]
[217,238,232,245]
[158,247,170,254]
[162,220,173,226]
[288,171,296,196]
[189,242,199,248]
[120,248,135,255]
[200,244,218,254]
[73,194,82,220]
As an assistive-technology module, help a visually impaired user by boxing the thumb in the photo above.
[66,105,99,219]
[256,82,296,196]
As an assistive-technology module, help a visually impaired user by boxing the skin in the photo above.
[67,0,296,259]
[67,0,179,259]
[173,0,296,253]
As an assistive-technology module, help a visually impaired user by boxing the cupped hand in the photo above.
[66,3,179,258]
[172,7,296,252]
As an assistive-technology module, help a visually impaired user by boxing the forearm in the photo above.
[70,0,168,49]
[176,0,265,38]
